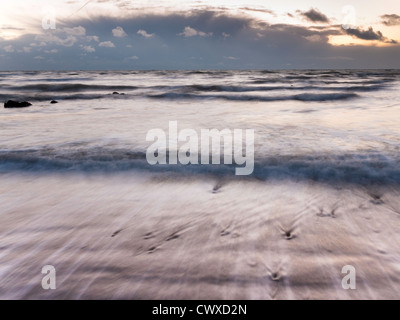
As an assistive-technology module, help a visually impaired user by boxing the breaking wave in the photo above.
[0,147,399,185]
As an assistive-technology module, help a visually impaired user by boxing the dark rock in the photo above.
[4,100,32,108]
[112,91,119,94]
[50,100,58,104]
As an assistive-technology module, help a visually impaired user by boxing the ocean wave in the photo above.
[24,77,93,82]
[147,92,359,102]
[0,93,120,102]
[1,70,398,103]
[0,148,399,185]
[250,78,395,85]
[0,91,360,103]
[5,83,139,92]
[184,84,385,93]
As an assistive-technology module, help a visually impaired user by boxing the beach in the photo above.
[1,173,400,299]
[1,70,400,299]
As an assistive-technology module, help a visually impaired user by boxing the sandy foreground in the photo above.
[0,172,400,299]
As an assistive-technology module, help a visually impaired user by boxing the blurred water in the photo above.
[0,69,400,183]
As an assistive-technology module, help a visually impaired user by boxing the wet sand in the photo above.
[1,172,400,299]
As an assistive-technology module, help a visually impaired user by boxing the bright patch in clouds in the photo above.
[179,26,212,37]
[137,30,154,38]
[81,45,95,53]
[87,35,99,42]
[112,26,127,37]
[98,41,115,48]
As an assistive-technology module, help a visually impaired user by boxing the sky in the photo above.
[0,0,399,69]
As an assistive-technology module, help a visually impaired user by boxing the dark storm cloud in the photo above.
[0,10,399,70]
[65,10,252,39]
[298,8,330,23]
[381,14,400,26]
[345,26,398,43]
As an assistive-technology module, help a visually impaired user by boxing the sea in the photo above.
[0,69,400,184]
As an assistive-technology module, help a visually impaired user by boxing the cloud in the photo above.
[299,8,330,23]
[318,56,354,61]
[65,10,251,41]
[0,25,25,31]
[45,49,58,53]
[87,35,99,42]
[31,26,87,48]
[381,14,400,26]
[344,27,397,43]
[4,45,14,52]
[0,10,399,70]
[127,55,139,60]
[137,29,154,38]
[81,45,95,53]
[179,26,212,37]
[240,7,275,16]
[30,42,47,47]
[112,26,127,37]
[98,41,115,47]
[63,26,86,36]
[304,34,322,42]
[35,33,77,47]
